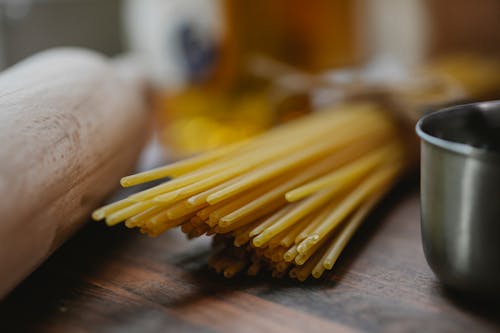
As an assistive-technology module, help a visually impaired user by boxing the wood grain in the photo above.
[0,48,150,298]
[1,180,499,333]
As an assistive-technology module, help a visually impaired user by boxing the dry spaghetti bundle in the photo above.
[92,103,408,280]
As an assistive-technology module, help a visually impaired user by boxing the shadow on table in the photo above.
[439,286,500,327]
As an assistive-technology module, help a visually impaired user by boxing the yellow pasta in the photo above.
[218,139,378,225]
[206,120,391,205]
[297,162,403,254]
[319,190,385,272]
[165,199,207,220]
[285,143,401,202]
[278,216,313,248]
[125,205,167,228]
[249,204,297,237]
[92,198,133,221]
[252,188,339,247]
[105,201,157,226]
[120,139,251,186]
[294,201,337,244]
[92,103,408,281]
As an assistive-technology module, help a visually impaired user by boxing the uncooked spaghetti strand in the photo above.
[120,139,251,187]
[147,216,188,237]
[219,137,384,225]
[298,162,404,254]
[286,143,402,202]
[127,158,241,202]
[213,175,287,228]
[233,220,262,247]
[144,208,175,229]
[267,229,292,249]
[295,234,330,265]
[139,96,336,187]
[321,189,388,271]
[165,199,208,220]
[294,242,329,282]
[294,201,338,245]
[214,206,289,234]
[105,201,157,226]
[150,211,196,236]
[207,116,394,205]
[124,110,334,187]
[252,187,341,247]
[125,205,168,228]
[187,176,242,207]
[221,200,289,232]
[279,217,313,248]
[133,108,372,201]
[146,107,366,189]
[152,153,294,204]
[153,116,383,204]
[197,203,225,225]
[92,198,134,221]
[249,204,298,237]
[219,175,286,216]
[127,151,274,203]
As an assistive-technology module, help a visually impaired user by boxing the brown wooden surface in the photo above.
[1,180,499,333]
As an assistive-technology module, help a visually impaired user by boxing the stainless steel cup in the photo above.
[416,101,500,295]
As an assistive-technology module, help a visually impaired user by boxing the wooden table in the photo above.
[1,180,499,332]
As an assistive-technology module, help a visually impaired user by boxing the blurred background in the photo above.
[1,0,500,155]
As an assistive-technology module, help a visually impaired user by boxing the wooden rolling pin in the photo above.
[0,48,151,298]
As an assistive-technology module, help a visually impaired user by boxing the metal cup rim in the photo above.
[416,100,500,163]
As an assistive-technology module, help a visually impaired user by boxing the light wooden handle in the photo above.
[0,48,151,298]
